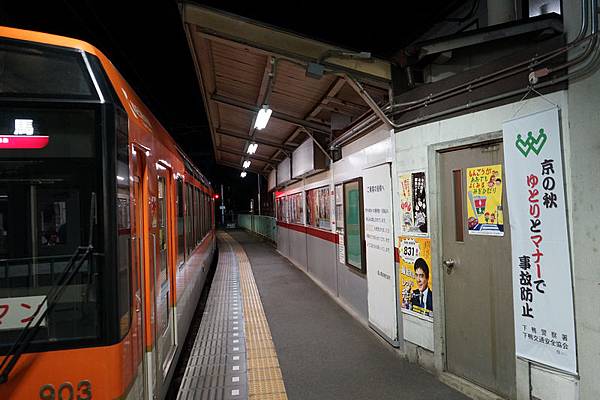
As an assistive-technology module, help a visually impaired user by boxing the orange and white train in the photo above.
[0,27,216,399]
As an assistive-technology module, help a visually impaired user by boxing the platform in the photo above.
[178,230,469,400]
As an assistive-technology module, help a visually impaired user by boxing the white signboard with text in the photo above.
[0,295,46,331]
[363,163,397,342]
[503,108,577,374]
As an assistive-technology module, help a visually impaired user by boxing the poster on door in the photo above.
[398,237,433,320]
[363,164,397,342]
[466,165,504,236]
[399,171,428,236]
[503,107,577,374]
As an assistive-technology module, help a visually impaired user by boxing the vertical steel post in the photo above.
[257,173,261,216]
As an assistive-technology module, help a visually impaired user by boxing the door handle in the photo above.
[443,258,456,274]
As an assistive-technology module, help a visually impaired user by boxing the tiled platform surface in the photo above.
[228,230,470,400]
[177,232,287,400]
[180,230,469,400]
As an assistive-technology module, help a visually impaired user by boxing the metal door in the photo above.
[155,172,176,378]
[440,141,516,399]
[132,153,150,399]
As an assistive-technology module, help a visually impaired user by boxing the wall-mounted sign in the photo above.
[0,295,47,331]
[363,164,397,342]
[399,171,428,236]
[338,230,345,264]
[503,107,577,374]
[466,164,504,236]
[398,237,432,320]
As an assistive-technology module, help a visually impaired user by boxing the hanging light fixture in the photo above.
[254,105,272,130]
[247,142,259,154]
[240,171,247,178]
[243,160,251,169]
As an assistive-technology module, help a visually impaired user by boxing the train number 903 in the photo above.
[39,381,92,400]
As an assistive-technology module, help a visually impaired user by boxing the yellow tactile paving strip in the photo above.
[220,233,288,400]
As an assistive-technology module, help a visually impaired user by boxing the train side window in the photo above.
[157,176,168,276]
[202,192,206,238]
[208,195,212,231]
[116,194,131,338]
[176,178,185,267]
[206,193,210,234]
[192,185,196,247]
[208,193,212,232]
[116,106,132,338]
[194,187,200,245]
[199,191,204,239]
[186,183,193,254]
[199,191,203,238]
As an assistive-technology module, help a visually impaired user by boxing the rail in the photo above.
[237,214,277,242]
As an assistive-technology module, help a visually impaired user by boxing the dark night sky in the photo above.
[0,0,465,213]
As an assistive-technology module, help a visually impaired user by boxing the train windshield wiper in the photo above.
[0,192,97,384]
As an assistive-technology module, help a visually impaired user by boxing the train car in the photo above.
[0,26,216,399]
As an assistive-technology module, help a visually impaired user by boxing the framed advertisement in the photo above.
[398,236,433,321]
[306,186,331,230]
[399,171,428,236]
[343,178,365,273]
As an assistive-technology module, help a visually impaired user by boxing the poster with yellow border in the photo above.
[466,164,504,236]
[399,237,433,320]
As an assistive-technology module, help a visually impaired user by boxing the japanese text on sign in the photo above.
[503,107,577,374]
[0,295,46,331]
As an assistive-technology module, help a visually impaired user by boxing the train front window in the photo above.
[0,39,97,100]
[0,106,102,349]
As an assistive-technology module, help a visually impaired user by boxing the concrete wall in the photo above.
[394,90,584,399]
[307,234,337,291]
[562,3,600,396]
[566,75,600,400]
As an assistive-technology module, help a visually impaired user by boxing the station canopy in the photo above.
[182,4,392,175]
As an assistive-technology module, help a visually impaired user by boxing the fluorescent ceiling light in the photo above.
[243,160,251,169]
[254,105,272,130]
[247,142,258,154]
[240,171,247,178]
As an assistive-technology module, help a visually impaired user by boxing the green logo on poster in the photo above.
[515,128,547,157]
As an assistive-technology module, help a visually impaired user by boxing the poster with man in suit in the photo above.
[399,237,433,319]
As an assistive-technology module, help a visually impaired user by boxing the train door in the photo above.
[155,165,176,378]
[439,141,516,399]
[132,147,151,399]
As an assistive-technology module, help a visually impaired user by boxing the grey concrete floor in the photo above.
[228,230,469,400]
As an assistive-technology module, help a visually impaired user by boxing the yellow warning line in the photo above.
[220,232,288,400]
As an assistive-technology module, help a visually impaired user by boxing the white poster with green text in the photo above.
[503,107,577,374]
